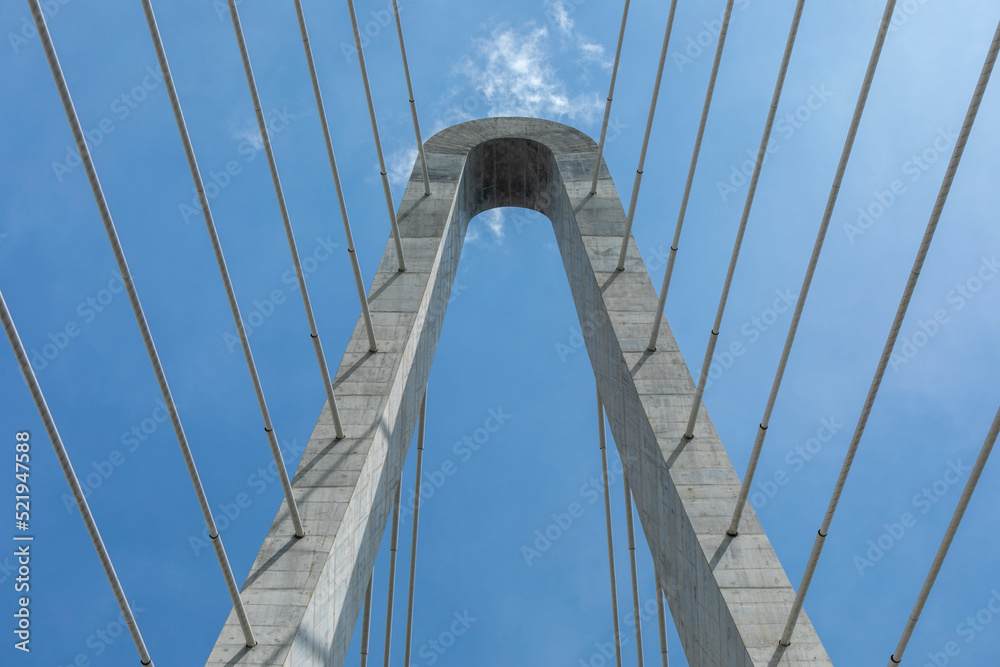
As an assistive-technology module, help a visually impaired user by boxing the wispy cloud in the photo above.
[545,0,612,71]
[575,38,611,70]
[388,146,419,188]
[467,209,506,245]
[233,125,264,151]
[232,122,263,152]
[386,4,613,242]
[453,18,603,123]
[547,0,574,37]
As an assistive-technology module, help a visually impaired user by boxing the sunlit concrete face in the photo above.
[206,117,832,667]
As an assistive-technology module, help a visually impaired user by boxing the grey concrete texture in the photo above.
[206,117,832,667]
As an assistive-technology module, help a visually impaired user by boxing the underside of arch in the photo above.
[206,117,832,667]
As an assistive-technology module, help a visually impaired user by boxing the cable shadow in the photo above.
[398,193,427,223]
[709,533,734,570]
[767,643,787,667]
[630,348,654,376]
[369,270,403,301]
[333,350,376,387]
[573,191,594,213]
[241,536,298,591]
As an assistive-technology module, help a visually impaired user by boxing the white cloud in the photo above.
[576,37,611,70]
[455,23,602,122]
[387,146,419,188]
[547,0,574,37]
[467,209,506,245]
[232,122,263,152]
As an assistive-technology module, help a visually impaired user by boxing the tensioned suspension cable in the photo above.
[391,0,431,196]
[26,0,255,647]
[729,0,899,540]
[654,573,669,667]
[590,0,631,195]
[383,483,403,666]
[614,0,678,270]
[0,290,153,666]
[347,0,406,272]
[141,0,305,541]
[623,469,644,667]
[226,0,345,443]
[597,387,623,667]
[292,0,378,352]
[684,0,807,439]
[360,573,373,667]
[782,11,998,645]
[403,391,427,666]
[889,404,1000,666]
[647,0,735,350]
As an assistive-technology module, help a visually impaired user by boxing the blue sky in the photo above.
[2,0,999,665]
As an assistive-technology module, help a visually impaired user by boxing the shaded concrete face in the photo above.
[206,117,832,667]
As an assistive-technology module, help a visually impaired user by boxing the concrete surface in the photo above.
[205,117,832,667]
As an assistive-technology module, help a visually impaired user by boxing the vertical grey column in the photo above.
[403,392,427,665]
[359,575,373,667]
[382,484,403,666]
[623,470,644,667]
[598,387,623,667]
[655,573,669,667]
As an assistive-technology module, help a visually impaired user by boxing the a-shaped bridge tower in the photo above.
[205,117,832,667]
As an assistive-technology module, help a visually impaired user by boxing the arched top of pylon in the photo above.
[424,116,599,156]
